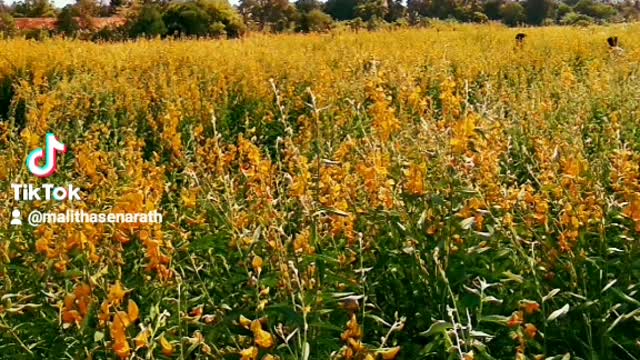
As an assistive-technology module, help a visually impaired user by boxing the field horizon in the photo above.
[1,23,640,359]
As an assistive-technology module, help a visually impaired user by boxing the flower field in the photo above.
[1,23,640,359]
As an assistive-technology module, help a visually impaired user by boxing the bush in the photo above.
[366,15,387,31]
[483,0,504,20]
[57,5,80,37]
[297,9,333,32]
[0,12,16,37]
[163,2,212,37]
[209,21,226,37]
[196,0,247,38]
[348,17,364,31]
[23,29,52,41]
[393,17,410,27]
[556,3,572,20]
[500,1,526,26]
[574,0,617,20]
[561,11,594,25]
[129,4,167,38]
[91,26,127,42]
[472,11,489,23]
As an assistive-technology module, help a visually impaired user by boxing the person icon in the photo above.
[11,209,22,226]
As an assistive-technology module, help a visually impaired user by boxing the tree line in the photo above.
[1,0,639,40]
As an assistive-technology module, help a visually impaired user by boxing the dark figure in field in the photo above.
[607,36,624,54]
[515,33,526,45]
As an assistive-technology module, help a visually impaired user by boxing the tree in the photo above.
[57,5,80,36]
[296,8,332,32]
[0,11,15,37]
[574,0,616,20]
[324,0,358,20]
[524,0,556,24]
[295,0,322,13]
[407,0,432,17]
[74,0,100,30]
[195,0,246,38]
[109,0,126,15]
[239,0,297,31]
[483,0,504,20]
[355,0,388,21]
[500,1,525,26]
[12,0,56,17]
[556,3,571,20]
[430,0,456,19]
[163,2,211,36]
[560,11,593,25]
[129,4,166,37]
[385,0,406,21]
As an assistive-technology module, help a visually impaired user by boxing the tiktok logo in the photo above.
[26,133,67,178]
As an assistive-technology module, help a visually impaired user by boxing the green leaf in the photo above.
[542,288,561,303]
[420,320,453,337]
[94,331,104,342]
[302,341,310,360]
[479,315,509,325]
[547,304,570,321]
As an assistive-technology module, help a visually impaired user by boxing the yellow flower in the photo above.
[240,346,258,360]
[160,336,174,357]
[127,300,139,322]
[134,329,150,350]
[251,320,274,349]
[252,256,264,275]
[378,346,401,360]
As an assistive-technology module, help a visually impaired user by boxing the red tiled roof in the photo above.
[15,18,57,31]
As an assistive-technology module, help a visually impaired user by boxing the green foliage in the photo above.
[163,2,212,37]
[295,0,323,13]
[195,0,246,37]
[574,0,617,20]
[297,8,333,32]
[0,11,16,36]
[560,10,594,25]
[90,26,127,41]
[556,3,572,20]
[483,0,504,20]
[525,0,557,24]
[325,0,358,20]
[355,0,388,21]
[472,11,489,23]
[129,4,166,38]
[56,5,80,37]
[500,1,526,26]
[239,0,297,31]
[365,14,387,30]
[11,0,56,17]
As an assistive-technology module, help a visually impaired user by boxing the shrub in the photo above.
[484,0,504,20]
[472,11,489,23]
[129,4,167,38]
[297,9,334,32]
[57,5,80,37]
[574,0,617,20]
[500,1,526,26]
[163,2,212,37]
[561,11,594,25]
[365,14,387,30]
[196,0,247,38]
[556,3,572,20]
[0,12,16,37]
